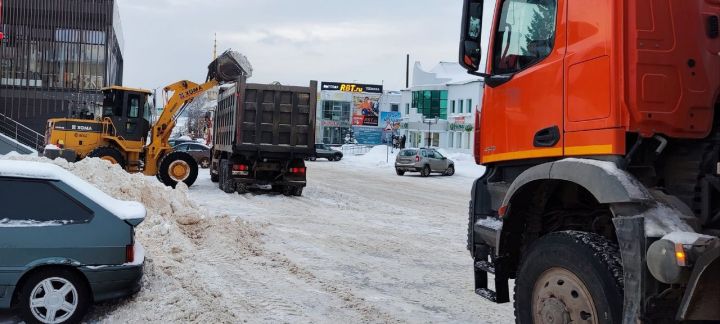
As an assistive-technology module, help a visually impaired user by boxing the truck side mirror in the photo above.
[459,0,486,76]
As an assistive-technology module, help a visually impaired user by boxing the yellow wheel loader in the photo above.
[43,51,252,188]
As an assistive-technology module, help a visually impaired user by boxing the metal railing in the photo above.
[0,113,46,152]
[335,144,372,156]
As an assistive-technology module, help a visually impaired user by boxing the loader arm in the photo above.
[143,79,219,176]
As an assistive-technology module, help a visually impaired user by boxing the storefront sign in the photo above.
[321,82,383,94]
[321,120,350,127]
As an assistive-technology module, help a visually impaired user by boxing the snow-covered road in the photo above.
[1,149,515,323]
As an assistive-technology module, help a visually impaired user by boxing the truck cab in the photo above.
[459,0,720,322]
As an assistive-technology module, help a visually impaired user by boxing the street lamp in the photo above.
[421,115,439,148]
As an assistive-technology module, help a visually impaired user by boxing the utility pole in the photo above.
[213,33,217,60]
[421,116,439,148]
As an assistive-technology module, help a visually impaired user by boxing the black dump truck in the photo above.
[210,78,317,196]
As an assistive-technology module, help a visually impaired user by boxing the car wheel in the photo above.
[199,158,210,169]
[444,165,455,176]
[293,186,304,197]
[334,154,342,162]
[420,165,431,177]
[16,268,90,324]
[514,231,623,324]
[396,169,405,176]
[309,156,317,161]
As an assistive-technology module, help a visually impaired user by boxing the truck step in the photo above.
[474,260,495,274]
[475,288,498,302]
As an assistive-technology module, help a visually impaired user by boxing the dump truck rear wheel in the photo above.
[158,151,198,188]
[514,231,623,324]
[88,147,126,169]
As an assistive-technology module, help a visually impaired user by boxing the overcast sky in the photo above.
[116,0,465,92]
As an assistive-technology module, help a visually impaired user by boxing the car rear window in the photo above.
[0,178,93,224]
[400,150,417,157]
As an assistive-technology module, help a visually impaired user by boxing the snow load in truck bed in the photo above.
[0,160,146,221]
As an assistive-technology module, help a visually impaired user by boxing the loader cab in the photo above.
[102,87,153,143]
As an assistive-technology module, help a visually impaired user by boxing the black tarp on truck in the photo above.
[210,78,317,196]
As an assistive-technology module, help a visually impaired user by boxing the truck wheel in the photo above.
[88,147,126,169]
[158,151,199,188]
[220,160,235,194]
[15,268,90,324]
[514,231,623,324]
[218,159,227,191]
[420,165,431,177]
[210,171,219,183]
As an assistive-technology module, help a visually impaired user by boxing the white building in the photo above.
[400,62,483,154]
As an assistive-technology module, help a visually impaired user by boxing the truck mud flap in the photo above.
[677,245,720,321]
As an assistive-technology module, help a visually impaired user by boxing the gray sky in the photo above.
[117,0,464,92]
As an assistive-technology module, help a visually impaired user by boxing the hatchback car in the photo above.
[308,144,343,162]
[395,148,455,177]
[0,160,145,324]
[173,142,211,168]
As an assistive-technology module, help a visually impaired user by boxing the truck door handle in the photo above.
[534,126,560,147]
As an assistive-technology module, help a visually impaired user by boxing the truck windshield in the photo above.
[492,0,557,75]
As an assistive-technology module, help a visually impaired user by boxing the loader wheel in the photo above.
[158,151,198,188]
[514,231,623,324]
[88,147,126,169]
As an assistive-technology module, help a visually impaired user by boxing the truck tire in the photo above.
[210,171,219,183]
[220,160,235,194]
[15,267,91,324]
[88,147,126,169]
[293,187,303,197]
[158,151,199,188]
[514,231,623,324]
[218,159,226,191]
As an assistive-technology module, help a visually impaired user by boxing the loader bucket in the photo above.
[207,50,253,83]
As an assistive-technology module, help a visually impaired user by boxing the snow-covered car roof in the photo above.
[0,160,146,221]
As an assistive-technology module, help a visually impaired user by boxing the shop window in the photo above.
[466,99,473,113]
[412,90,448,119]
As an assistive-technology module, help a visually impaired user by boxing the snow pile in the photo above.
[342,145,398,167]
[0,153,263,322]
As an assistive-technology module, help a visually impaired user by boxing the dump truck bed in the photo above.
[214,80,317,159]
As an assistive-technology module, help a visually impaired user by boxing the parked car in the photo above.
[173,143,211,168]
[168,137,195,148]
[395,148,455,177]
[309,144,343,162]
[0,160,145,324]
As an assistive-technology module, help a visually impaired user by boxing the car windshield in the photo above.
[400,150,417,157]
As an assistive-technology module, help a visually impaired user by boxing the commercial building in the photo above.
[0,0,124,134]
[317,81,401,145]
[399,62,483,154]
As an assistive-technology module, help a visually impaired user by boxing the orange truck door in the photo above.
[480,0,567,164]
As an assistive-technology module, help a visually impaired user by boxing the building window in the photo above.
[391,104,399,112]
[405,103,410,114]
[322,101,351,122]
[451,100,456,114]
[412,90,448,119]
[459,100,464,114]
[466,99,473,113]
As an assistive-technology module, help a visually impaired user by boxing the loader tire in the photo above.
[514,231,623,324]
[88,147,126,169]
[158,151,198,188]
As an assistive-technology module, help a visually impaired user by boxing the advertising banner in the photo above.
[353,126,382,145]
[351,95,380,126]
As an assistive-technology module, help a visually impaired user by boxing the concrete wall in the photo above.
[0,133,36,155]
